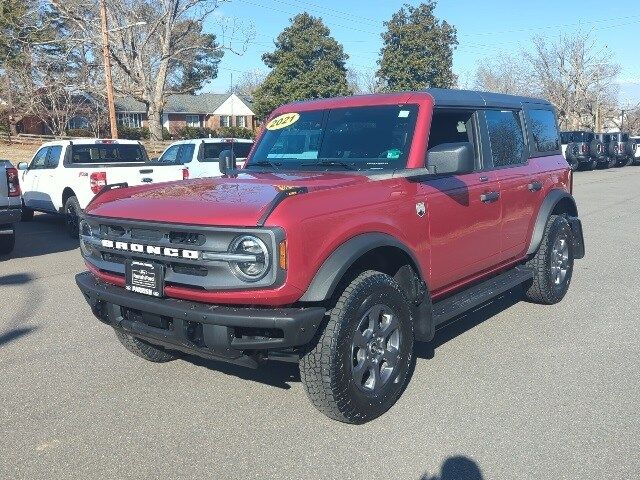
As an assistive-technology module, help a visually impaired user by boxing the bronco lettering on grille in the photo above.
[101,239,199,259]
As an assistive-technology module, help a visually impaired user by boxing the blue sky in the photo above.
[203,0,640,104]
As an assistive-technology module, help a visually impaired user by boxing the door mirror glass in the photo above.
[218,149,236,175]
[426,142,474,175]
[17,162,28,170]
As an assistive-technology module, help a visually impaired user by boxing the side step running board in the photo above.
[432,267,534,327]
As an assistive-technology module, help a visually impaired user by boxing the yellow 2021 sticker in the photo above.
[266,113,300,130]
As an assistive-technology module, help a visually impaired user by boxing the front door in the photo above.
[21,146,49,209]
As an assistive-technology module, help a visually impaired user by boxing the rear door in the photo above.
[419,108,502,291]
[483,109,533,260]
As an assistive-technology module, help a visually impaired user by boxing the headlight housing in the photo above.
[228,235,270,281]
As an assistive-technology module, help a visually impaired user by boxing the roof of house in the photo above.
[114,93,253,114]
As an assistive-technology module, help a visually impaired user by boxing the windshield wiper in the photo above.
[313,160,359,170]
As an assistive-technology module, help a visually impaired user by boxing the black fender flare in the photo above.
[299,233,424,303]
[527,189,578,255]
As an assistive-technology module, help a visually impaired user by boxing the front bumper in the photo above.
[76,271,326,367]
[0,206,21,225]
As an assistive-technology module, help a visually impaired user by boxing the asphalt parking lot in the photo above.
[1,168,639,480]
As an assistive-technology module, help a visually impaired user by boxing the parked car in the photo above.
[629,136,640,165]
[152,138,254,177]
[75,89,585,424]
[607,132,633,167]
[0,160,21,255]
[561,131,600,170]
[17,139,189,237]
[594,133,617,169]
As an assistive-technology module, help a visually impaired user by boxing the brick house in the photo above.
[114,93,258,134]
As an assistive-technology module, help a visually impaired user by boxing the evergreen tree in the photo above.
[253,13,350,118]
[376,2,458,92]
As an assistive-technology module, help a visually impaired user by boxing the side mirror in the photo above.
[426,142,474,175]
[218,149,236,175]
[17,162,28,171]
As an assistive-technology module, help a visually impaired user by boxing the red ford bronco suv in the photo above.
[75,89,585,424]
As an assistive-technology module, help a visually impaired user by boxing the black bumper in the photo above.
[76,272,326,367]
[0,206,20,225]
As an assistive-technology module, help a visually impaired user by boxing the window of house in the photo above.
[116,113,142,128]
[220,115,231,127]
[485,110,526,168]
[68,116,90,130]
[236,116,246,128]
[527,109,560,153]
[186,115,200,127]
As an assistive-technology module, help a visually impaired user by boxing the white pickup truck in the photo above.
[17,139,187,236]
[152,138,253,177]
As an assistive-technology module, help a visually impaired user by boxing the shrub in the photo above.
[117,126,150,140]
[218,126,254,139]
[175,126,217,139]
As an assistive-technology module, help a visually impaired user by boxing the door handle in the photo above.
[528,180,543,192]
[480,191,500,203]
[139,169,153,174]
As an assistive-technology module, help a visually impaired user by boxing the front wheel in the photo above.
[300,271,414,424]
[523,215,574,305]
[64,196,81,238]
[0,226,15,255]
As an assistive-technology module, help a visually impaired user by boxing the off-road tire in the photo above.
[64,195,81,238]
[21,205,34,222]
[115,330,177,363]
[583,159,597,171]
[523,215,574,305]
[0,227,15,255]
[300,271,414,424]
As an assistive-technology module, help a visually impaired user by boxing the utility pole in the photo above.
[621,109,625,131]
[99,0,118,139]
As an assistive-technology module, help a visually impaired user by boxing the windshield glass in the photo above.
[70,144,147,164]
[248,105,419,171]
[572,132,594,142]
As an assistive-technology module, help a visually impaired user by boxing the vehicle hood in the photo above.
[85,171,369,227]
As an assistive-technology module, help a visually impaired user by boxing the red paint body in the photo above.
[85,92,571,306]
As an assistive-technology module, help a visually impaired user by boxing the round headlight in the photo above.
[228,235,270,281]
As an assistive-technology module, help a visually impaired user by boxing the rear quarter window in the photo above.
[527,109,560,153]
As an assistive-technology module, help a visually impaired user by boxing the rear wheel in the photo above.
[300,271,414,424]
[115,330,177,362]
[524,215,574,305]
[583,159,597,171]
[64,195,81,238]
[0,226,15,255]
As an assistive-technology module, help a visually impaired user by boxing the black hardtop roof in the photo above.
[425,88,553,109]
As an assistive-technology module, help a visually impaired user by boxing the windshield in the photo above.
[70,144,147,164]
[248,105,419,171]
[570,132,594,142]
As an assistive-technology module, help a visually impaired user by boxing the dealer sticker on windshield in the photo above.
[266,113,300,130]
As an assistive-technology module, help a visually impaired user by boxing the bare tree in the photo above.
[52,0,252,141]
[474,53,533,96]
[232,68,266,97]
[525,32,619,130]
[348,68,382,94]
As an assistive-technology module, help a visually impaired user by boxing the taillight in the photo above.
[182,168,189,180]
[6,167,21,197]
[90,171,107,194]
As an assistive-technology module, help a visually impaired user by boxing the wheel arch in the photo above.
[300,233,425,303]
[527,189,578,255]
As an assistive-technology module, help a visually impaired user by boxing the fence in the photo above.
[0,132,171,155]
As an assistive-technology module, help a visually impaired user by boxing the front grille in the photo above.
[82,216,285,291]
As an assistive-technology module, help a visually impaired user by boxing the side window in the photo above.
[427,108,479,169]
[46,145,63,168]
[157,144,181,164]
[201,143,224,162]
[485,110,526,168]
[177,144,195,164]
[30,147,49,169]
[527,109,560,153]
